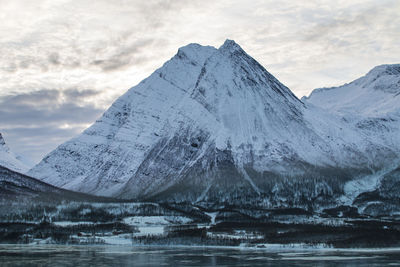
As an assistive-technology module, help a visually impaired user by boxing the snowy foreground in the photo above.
[1,200,400,248]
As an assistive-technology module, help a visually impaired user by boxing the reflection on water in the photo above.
[1,244,400,266]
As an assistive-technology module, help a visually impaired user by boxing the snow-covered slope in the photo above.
[0,133,29,173]
[28,41,400,208]
[304,64,400,117]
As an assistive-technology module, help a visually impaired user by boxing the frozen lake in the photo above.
[1,244,400,266]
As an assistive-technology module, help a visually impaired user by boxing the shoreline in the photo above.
[3,243,400,252]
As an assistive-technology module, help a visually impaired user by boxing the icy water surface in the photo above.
[1,244,400,266]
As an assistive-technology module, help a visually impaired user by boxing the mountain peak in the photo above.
[175,39,245,61]
[359,63,400,94]
[175,43,217,66]
[367,64,400,77]
[219,39,244,53]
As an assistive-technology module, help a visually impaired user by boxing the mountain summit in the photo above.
[28,41,400,208]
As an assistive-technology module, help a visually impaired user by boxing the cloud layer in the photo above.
[0,89,104,162]
[0,0,399,164]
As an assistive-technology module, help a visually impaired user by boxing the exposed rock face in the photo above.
[28,41,400,211]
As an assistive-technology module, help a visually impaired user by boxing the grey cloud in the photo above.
[4,89,61,108]
[301,4,395,44]
[3,125,85,165]
[62,88,100,100]
[90,38,156,72]
[2,54,74,73]
[4,63,18,73]
[0,0,201,75]
[48,52,61,65]
[0,89,104,126]
[134,0,201,25]
[0,89,105,162]
[19,60,31,69]
[2,36,157,74]
[22,53,79,71]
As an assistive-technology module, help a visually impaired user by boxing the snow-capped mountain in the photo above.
[28,41,400,209]
[0,133,29,173]
[303,64,400,157]
[304,64,400,117]
[303,64,400,214]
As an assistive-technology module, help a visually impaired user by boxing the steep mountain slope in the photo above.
[29,41,400,208]
[0,133,30,173]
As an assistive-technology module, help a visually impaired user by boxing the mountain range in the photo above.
[2,40,399,214]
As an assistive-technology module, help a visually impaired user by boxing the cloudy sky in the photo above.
[0,0,399,164]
